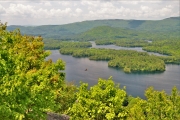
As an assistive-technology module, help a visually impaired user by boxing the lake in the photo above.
[90,41,167,56]
[46,43,180,98]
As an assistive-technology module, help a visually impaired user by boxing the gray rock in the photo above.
[47,112,70,120]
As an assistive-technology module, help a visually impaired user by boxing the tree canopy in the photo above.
[0,22,65,119]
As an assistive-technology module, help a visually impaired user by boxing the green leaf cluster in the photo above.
[128,87,180,120]
[0,22,65,119]
[67,78,180,120]
[68,78,128,120]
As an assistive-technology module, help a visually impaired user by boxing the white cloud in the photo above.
[119,1,139,5]
[101,2,114,8]
[141,5,152,13]
[81,1,99,7]
[34,8,72,18]
[166,5,172,9]
[0,1,178,25]
[6,4,35,17]
[76,8,82,14]
[159,7,172,17]
[146,1,162,4]
[2,2,73,19]
[118,0,163,5]
[58,1,71,6]
[0,4,6,14]
[44,2,51,7]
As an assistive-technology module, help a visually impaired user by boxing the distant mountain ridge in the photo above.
[74,26,140,41]
[7,16,180,40]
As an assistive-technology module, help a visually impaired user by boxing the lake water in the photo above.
[46,43,180,98]
[90,41,167,56]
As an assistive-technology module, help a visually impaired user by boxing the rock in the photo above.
[47,112,70,120]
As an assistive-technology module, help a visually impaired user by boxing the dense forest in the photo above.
[53,38,180,73]
[44,40,92,50]
[95,39,149,47]
[7,17,180,40]
[94,39,180,65]
[59,47,167,73]
[1,19,180,120]
[95,39,180,58]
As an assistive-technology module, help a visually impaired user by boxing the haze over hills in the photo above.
[7,17,180,40]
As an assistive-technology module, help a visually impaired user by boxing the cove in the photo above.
[46,50,180,99]
[90,41,167,56]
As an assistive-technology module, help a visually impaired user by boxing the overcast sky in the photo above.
[0,0,179,25]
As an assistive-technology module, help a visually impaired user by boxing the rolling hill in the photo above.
[7,16,180,40]
[74,26,141,41]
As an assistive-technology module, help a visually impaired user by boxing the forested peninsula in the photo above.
[60,47,166,73]
[43,37,180,73]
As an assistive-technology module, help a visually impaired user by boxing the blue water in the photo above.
[46,49,180,99]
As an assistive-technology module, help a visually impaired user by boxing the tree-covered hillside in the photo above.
[74,26,140,41]
[7,17,180,40]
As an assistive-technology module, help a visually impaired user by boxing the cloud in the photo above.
[141,5,151,12]
[6,4,35,17]
[0,4,6,14]
[101,2,114,8]
[3,3,73,18]
[0,0,179,25]
[119,1,139,5]
[159,7,172,17]
[81,1,99,7]
[58,1,71,6]
[86,1,178,20]
[76,8,82,14]
[44,2,51,6]
[34,8,72,18]
[118,0,163,5]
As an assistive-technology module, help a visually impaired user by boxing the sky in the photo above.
[0,0,179,25]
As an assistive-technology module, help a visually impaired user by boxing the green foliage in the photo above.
[127,97,147,120]
[0,21,7,30]
[95,39,149,47]
[68,77,128,120]
[67,78,180,120]
[94,39,180,65]
[60,48,149,59]
[0,22,65,119]
[55,82,77,114]
[108,56,165,73]
[128,87,180,120]
[143,39,180,64]
[60,47,166,73]
[143,40,180,56]
[44,41,92,50]
[75,26,140,41]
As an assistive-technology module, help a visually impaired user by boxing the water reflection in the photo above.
[46,50,180,99]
